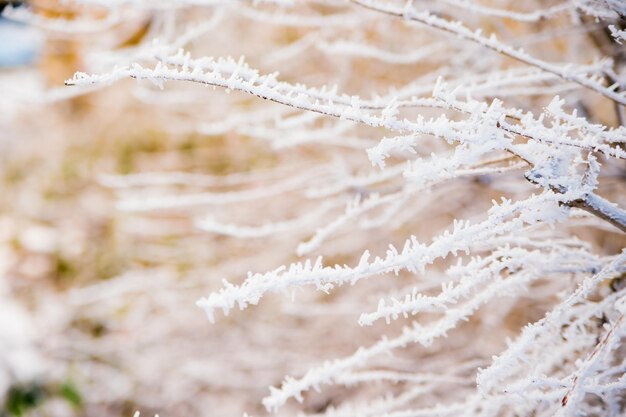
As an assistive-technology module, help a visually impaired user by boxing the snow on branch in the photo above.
[51,1,626,416]
[350,0,626,106]
[477,251,626,394]
[196,192,569,323]
[609,25,626,44]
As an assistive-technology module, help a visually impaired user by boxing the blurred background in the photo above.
[0,2,415,415]
[0,0,625,416]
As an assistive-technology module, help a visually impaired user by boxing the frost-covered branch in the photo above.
[28,1,626,416]
[350,0,626,106]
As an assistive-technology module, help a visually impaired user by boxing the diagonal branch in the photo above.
[570,193,626,233]
[350,0,626,106]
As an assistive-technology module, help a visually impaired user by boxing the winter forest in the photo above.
[0,0,625,416]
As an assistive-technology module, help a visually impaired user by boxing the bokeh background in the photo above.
[1,1,625,416]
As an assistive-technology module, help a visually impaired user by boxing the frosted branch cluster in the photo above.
[14,0,624,415]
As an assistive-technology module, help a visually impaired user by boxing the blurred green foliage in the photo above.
[1,381,82,416]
